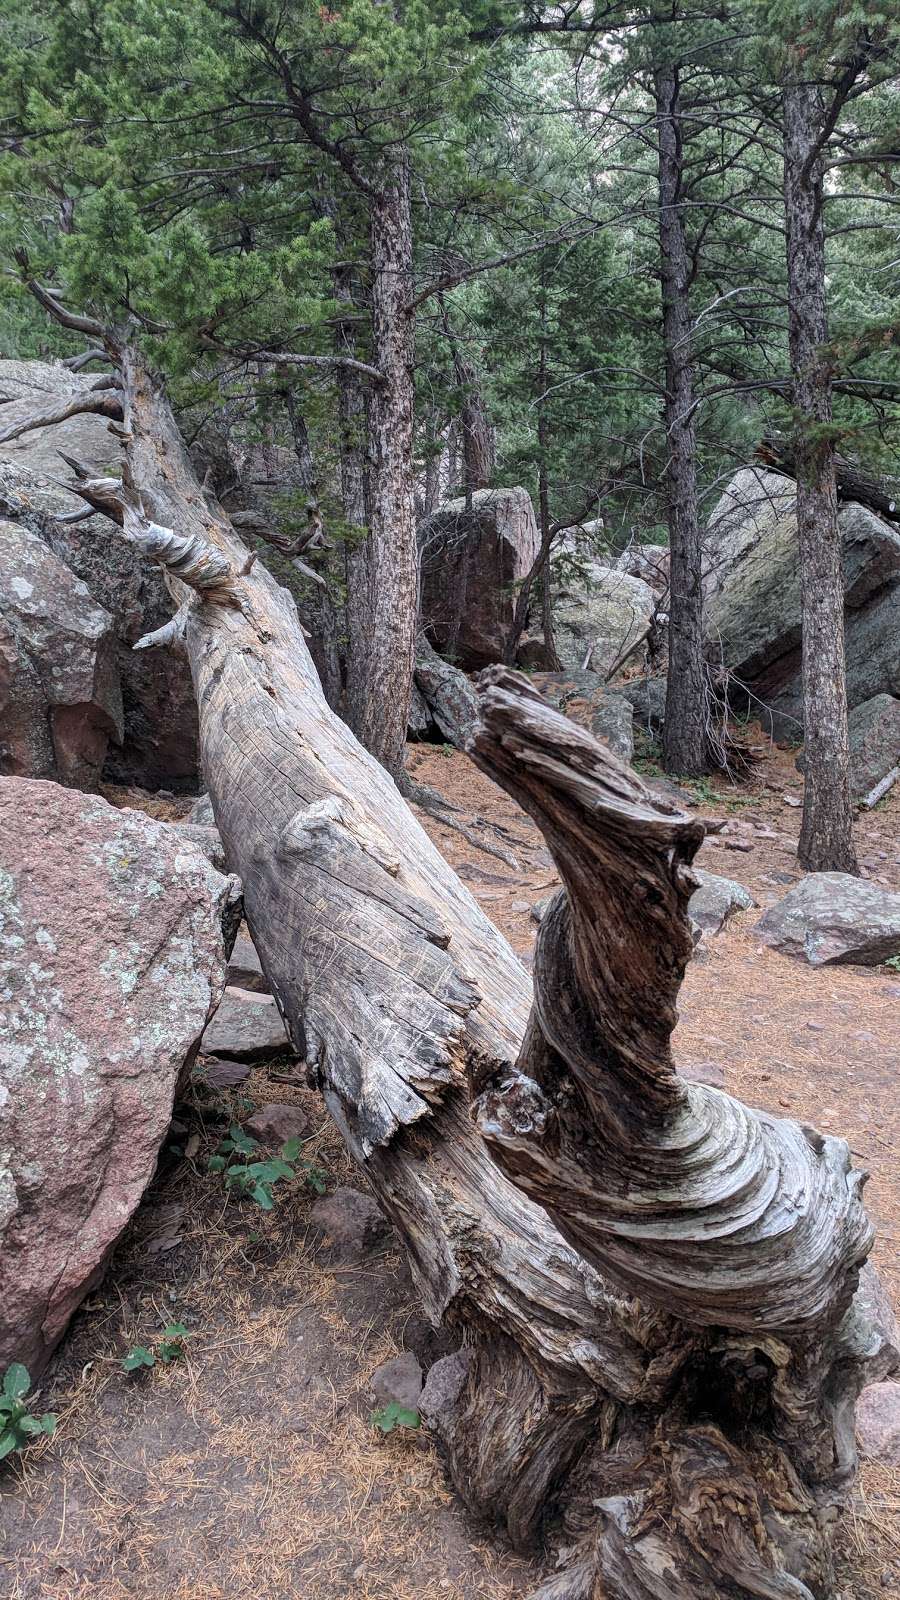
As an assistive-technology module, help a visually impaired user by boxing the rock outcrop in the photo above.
[0,518,122,786]
[0,359,199,789]
[704,467,900,736]
[756,872,900,966]
[0,777,240,1375]
[419,487,540,669]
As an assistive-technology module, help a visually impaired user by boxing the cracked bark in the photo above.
[782,77,858,873]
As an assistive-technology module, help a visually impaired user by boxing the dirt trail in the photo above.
[1,738,897,1599]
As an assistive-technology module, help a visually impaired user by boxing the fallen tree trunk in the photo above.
[21,333,898,1600]
[758,435,900,526]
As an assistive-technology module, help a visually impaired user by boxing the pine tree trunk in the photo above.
[344,158,417,776]
[36,343,897,1600]
[782,78,858,873]
[655,63,707,777]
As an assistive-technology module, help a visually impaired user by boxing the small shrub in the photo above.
[0,1364,56,1460]
[207,1126,327,1210]
[122,1322,189,1373]
[371,1402,421,1435]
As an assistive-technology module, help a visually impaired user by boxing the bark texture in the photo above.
[345,159,417,775]
[36,342,897,1600]
[783,79,858,873]
[655,64,708,777]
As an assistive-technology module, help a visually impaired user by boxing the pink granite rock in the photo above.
[0,777,241,1374]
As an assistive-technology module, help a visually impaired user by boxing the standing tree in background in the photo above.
[782,66,858,871]
[654,40,708,775]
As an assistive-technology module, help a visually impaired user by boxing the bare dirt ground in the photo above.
[2,729,898,1599]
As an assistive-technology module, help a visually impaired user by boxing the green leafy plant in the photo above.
[122,1322,189,1373]
[207,1126,327,1210]
[371,1402,421,1435]
[0,1364,56,1460]
[884,954,900,972]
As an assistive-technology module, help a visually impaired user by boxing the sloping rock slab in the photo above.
[0,777,239,1375]
[529,670,634,764]
[200,987,293,1060]
[690,868,756,938]
[756,873,900,966]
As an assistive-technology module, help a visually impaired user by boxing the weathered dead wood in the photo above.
[45,339,897,1600]
[0,383,123,443]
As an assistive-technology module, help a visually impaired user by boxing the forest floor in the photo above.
[1,727,899,1600]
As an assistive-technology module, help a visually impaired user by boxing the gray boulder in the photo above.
[756,873,900,966]
[0,776,238,1374]
[419,487,540,669]
[554,566,656,679]
[703,468,900,735]
[169,820,227,873]
[529,669,634,763]
[689,869,757,938]
[0,360,199,789]
[0,517,122,787]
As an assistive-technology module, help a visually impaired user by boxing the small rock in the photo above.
[510,899,531,914]
[857,1381,900,1466]
[689,869,756,939]
[420,1350,472,1424]
[201,988,293,1060]
[188,792,216,826]
[201,1056,251,1090]
[310,1186,390,1258]
[679,1061,725,1088]
[226,930,270,994]
[245,1103,311,1147]
[530,896,553,924]
[783,795,802,807]
[371,1352,423,1412]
